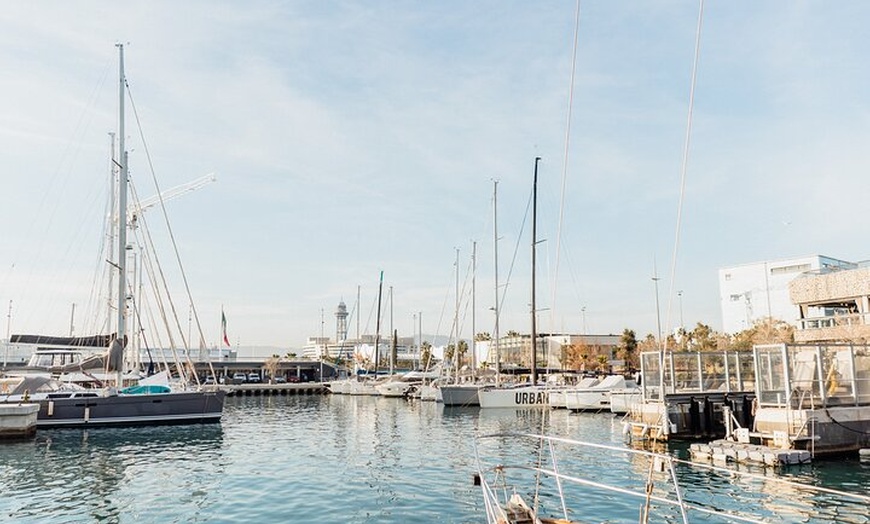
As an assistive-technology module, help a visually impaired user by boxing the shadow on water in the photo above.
[0,424,225,523]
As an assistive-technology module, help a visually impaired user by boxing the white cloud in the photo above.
[1,1,868,348]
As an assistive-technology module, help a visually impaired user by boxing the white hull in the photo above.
[564,389,610,411]
[375,380,413,397]
[348,380,379,396]
[609,387,642,414]
[418,384,439,401]
[564,375,628,412]
[548,389,567,409]
[327,379,354,395]
[478,385,549,409]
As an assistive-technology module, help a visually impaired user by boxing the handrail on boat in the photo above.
[474,431,870,524]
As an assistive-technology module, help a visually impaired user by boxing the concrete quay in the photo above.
[0,403,40,439]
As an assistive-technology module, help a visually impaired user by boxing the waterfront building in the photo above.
[718,255,856,333]
[789,262,870,343]
[300,333,418,364]
[487,333,620,371]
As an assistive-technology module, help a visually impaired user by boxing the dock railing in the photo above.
[754,343,870,410]
[639,350,755,403]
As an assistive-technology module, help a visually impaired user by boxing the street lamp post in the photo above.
[652,274,662,349]
[678,290,684,331]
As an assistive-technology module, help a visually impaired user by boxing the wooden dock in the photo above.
[221,383,329,397]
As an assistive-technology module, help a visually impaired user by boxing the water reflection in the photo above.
[1,424,225,523]
[1,395,867,523]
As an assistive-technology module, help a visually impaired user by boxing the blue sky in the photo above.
[1,1,868,353]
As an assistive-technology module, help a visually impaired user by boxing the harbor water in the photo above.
[1,394,869,523]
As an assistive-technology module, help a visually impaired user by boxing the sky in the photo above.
[1,1,869,355]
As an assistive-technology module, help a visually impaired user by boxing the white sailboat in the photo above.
[1,45,225,427]
[478,158,549,409]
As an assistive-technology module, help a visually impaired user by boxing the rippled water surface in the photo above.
[1,395,868,523]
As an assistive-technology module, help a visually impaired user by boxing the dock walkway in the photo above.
[221,383,328,397]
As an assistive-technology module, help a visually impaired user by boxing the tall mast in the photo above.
[471,240,476,379]
[373,271,384,373]
[115,43,128,387]
[107,132,117,333]
[356,284,360,341]
[388,285,394,375]
[492,180,500,386]
[454,247,460,383]
[531,157,540,386]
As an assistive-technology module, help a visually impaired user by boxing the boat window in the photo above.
[32,354,54,367]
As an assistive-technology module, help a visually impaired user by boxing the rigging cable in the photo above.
[127,84,208,382]
[549,0,582,338]
[665,0,705,346]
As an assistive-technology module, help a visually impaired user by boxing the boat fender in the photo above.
[472,473,481,486]
[622,422,631,436]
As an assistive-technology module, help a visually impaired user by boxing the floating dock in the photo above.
[690,439,812,466]
[222,383,328,397]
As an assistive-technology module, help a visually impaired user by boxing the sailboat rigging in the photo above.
[477,158,549,408]
[0,44,226,427]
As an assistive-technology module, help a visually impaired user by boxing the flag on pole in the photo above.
[221,309,230,346]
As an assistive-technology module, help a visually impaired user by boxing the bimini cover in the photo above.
[120,384,172,395]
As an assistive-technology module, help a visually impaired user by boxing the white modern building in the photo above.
[718,255,857,334]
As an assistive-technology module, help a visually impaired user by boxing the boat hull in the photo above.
[375,381,413,397]
[478,386,549,409]
[609,387,641,414]
[33,390,226,428]
[439,384,482,406]
[564,389,610,411]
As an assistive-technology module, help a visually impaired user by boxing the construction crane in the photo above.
[128,173,216,227]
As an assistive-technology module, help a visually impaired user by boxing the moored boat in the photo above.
[478,383,549,409]
[439,383,484,407]
[0,45,226,428]
[564,374,628,412]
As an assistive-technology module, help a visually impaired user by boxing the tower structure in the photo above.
[335,300,349,343]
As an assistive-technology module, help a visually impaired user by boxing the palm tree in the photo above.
[618,329,638,371]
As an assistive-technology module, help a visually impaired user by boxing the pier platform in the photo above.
[690,439,812,467]
[221,383,328,397]
[0,403,39,439]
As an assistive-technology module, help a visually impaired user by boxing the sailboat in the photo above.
[478,158,549,409]
[346,271,386,396]
[441,192,496,407]
[0,45,225,427]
